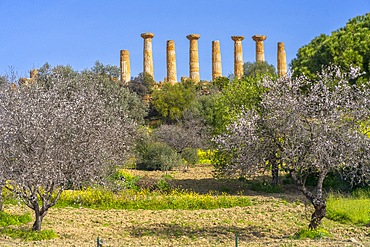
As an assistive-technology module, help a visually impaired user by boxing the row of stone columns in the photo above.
[120,33,287,84]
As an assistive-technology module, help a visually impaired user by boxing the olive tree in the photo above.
[0,70,138,231]
[215,66,370,229]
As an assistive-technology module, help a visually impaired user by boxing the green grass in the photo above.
[56,188,251,210]
[0,211,32,227]
[293,228,330,239]
[0,227,57,241]
[0,211,56,241]
[326,193,370,225]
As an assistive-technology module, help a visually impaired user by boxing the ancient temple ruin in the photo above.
[120,33,287,83]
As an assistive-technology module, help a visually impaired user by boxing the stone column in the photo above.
[277,42,287,77]
[30,69,38,79]
[252,35,267,62]
[141,32,155,79]
[212,40,222,81]
[120,50,131,84]
[231,36,244,79]
[166,40,177,84]
[186,34,201,83]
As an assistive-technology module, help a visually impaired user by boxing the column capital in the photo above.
[231,36,244,42]
[252,35,266,42]
[187,34,200,40]
[141,32,155,39]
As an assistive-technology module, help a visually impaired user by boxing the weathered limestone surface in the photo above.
[120,50,131,84]
[30,69,38,79]
[18,69,38,85]
[212,40,222,81]
[166,40,177,84]
[186,34,200,83]
[277,42,287,77]
[252,35,267,62]
[141,32,155,79]
[231,36,244,79]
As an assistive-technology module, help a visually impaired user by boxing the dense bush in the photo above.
[136,141,183,171]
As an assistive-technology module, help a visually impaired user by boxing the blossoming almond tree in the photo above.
[215,66,370,229]
[0,70,137,231]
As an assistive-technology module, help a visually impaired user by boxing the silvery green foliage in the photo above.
[215,66,370,228]
[0,70,137,230]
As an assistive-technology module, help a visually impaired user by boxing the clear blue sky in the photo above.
[1,1,370,81]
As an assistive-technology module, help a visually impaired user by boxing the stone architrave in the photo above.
[252,35,267,62]
[186,34,201,83]
[166,40,177,84]
[141,32,155,79]
[212,40,222,81]
[120,50,131,84]
[277,42,287,77]
[231,36,244,79]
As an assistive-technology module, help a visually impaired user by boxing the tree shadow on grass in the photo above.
[169,177,307,204]
[126,223,268,241]
[169,178,248,195]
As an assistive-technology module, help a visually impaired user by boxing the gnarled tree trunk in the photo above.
[31,202,48,231]
[309,198,326,230]
[292,170,328,229]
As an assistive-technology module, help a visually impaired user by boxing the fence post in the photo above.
[235,233,239,247]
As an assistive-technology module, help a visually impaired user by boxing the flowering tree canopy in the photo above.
[0,70,138,231]
[215,66,370,229]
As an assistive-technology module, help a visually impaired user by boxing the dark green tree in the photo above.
[212,76,267,135]
[127,72,156,97]
[291,13,370,84]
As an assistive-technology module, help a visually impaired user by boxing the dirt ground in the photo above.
[1,165,369,247]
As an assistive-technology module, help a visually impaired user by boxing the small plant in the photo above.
[293,228,329,240]
[155,178,171,192]
[111,169,140,190]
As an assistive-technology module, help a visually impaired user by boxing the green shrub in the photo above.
[181,148,199,165]
[155,178,171,192]
[136,141,183,171]
[0,211,32,227]
[111,169,140,190]
[293,228,329,239]
[197,149,213,165]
